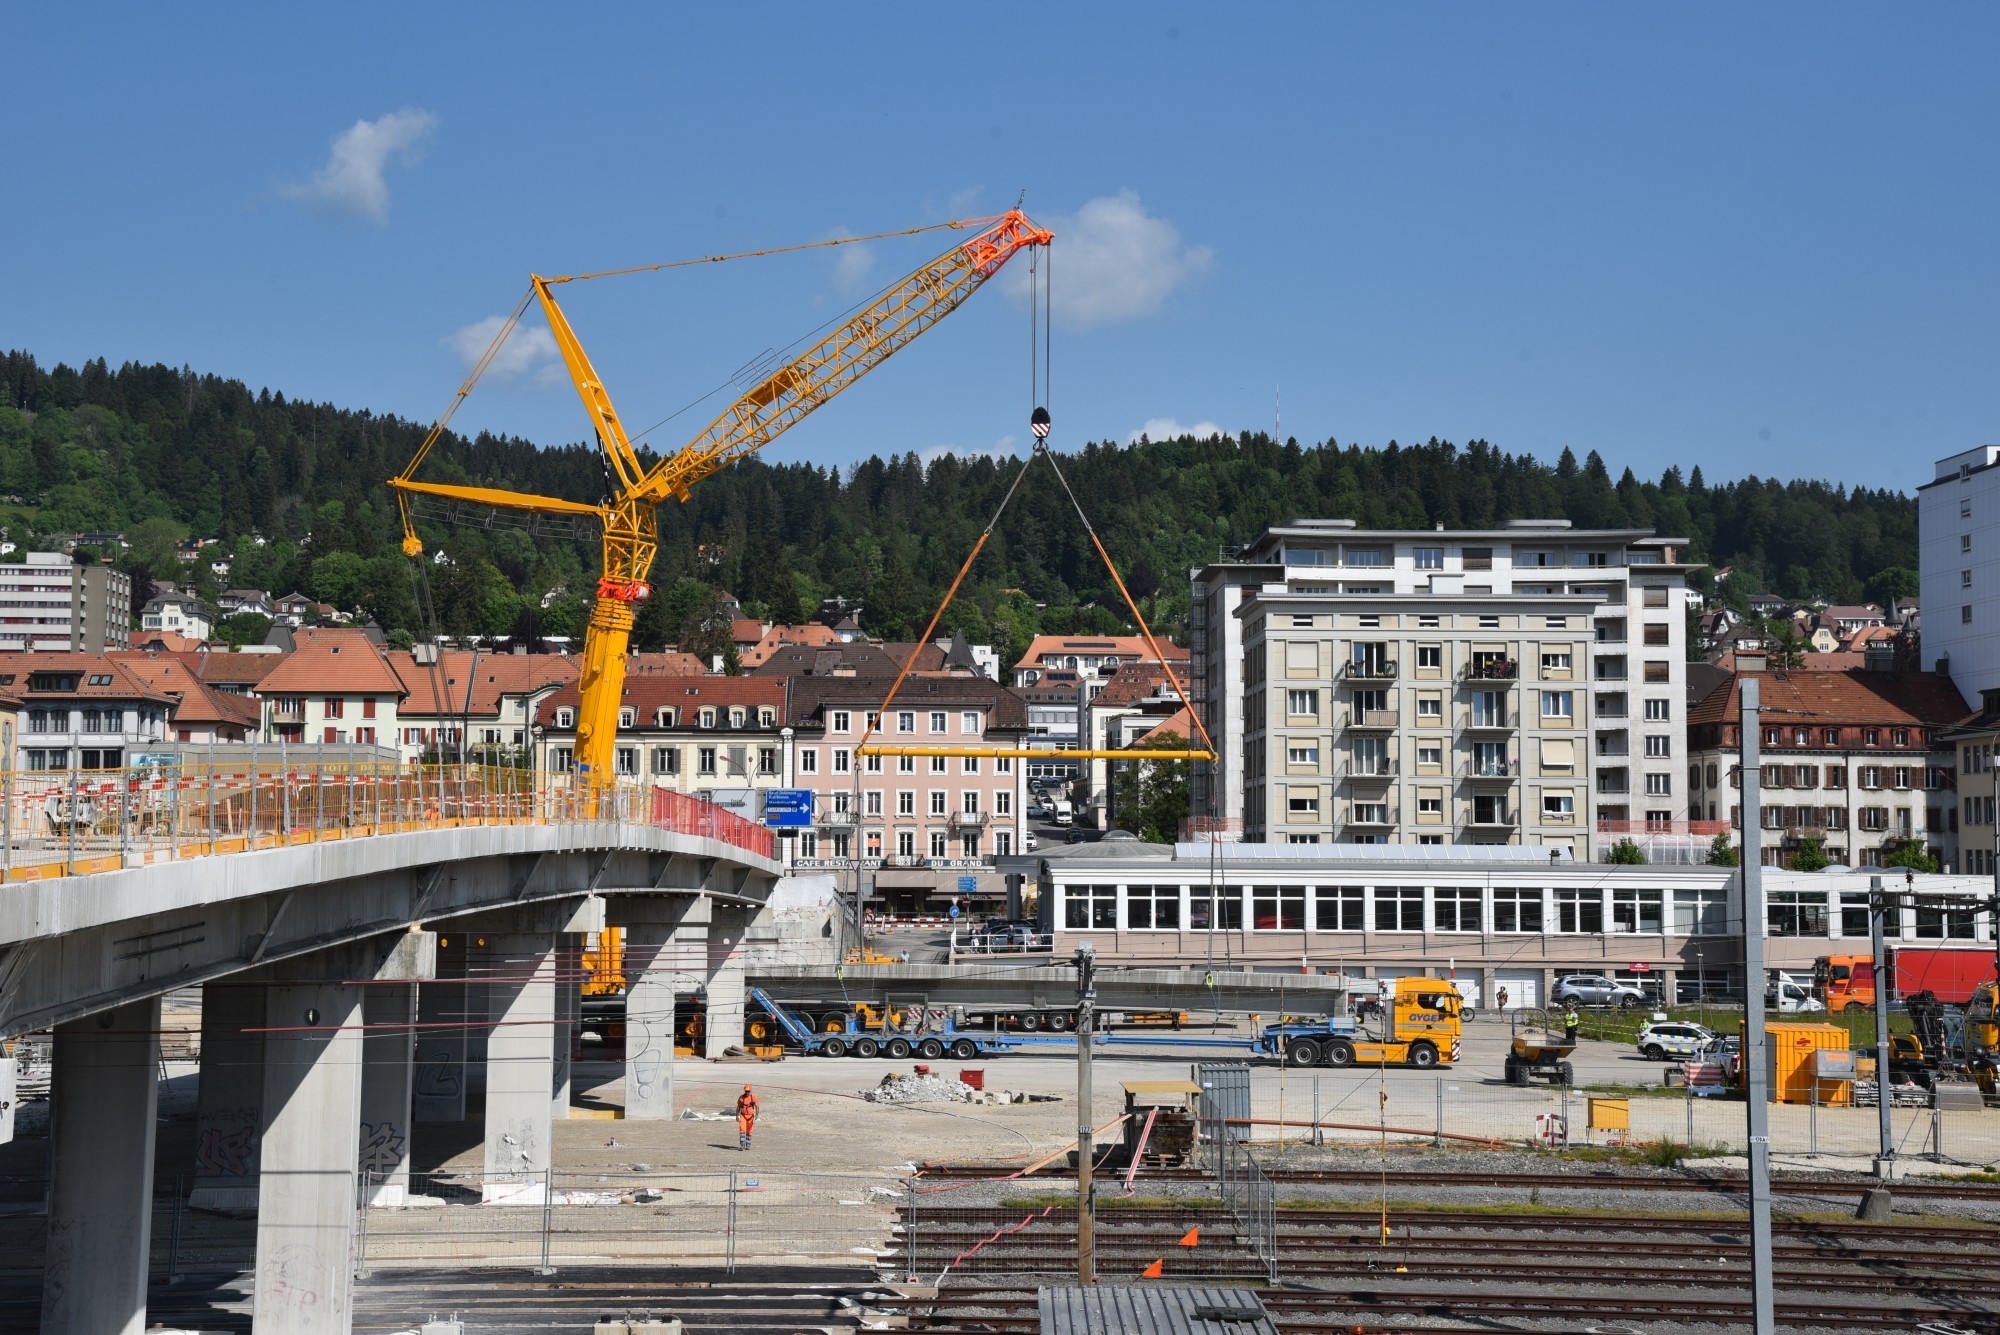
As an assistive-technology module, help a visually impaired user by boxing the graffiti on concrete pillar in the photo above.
[628,1014,667,1112]
[358,1120,407,1175]
[193,1105,260,1179]
[413,1043,463,1100]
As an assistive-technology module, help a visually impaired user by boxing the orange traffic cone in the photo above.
[1178,1226,1200,1247]
[1140,1259,1164,1278]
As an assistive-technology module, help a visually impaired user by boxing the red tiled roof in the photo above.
[1133,707,1197,747]
[0,652,174,703]
[1687,670,1973,729]
[1013,634,1163,671]
[628,652,708,676]
[253,628,406,697]
[1087,659,1192,710]
[741,623,841,668]
[186,649,284,686]
[730,618,767,645]
[388,651,579,720]
[110,652,260,729]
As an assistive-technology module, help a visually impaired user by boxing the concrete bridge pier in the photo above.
[359,978,418,1205]
[705,899,756,1058]
[611,895,706,1119]
[466,896,602,1200]
[191,976,268,1210]
[253,932,434,1335]
[40,997,161,1335]
[412,932,467,1123]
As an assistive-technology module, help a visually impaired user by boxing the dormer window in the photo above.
[618,707,636,728]
[757,707,774,727]
[700,707,716,728]
[656,707,677,727]
[555,707,575,728]
[729,707,746,728]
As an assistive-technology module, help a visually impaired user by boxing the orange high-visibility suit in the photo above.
[736,1085,760,1150]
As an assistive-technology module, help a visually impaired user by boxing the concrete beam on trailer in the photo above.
[750,963,1358,1014]
[40,997,160,1335]
[253,932,434,1335]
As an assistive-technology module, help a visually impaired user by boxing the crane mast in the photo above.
[391,210,1051,791]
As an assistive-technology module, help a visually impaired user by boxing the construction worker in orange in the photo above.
[736,1084,760,1151]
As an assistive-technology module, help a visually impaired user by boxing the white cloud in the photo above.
[1128,418,1225,445]
[1003,190,1212,331]
[284,108,437,222]
[823,229,878,298]
[442,315,563,386]
[921,435,1019,467]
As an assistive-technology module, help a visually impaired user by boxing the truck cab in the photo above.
[1257,977,1462,1069]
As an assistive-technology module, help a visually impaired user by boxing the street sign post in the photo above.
[762,789,814,829]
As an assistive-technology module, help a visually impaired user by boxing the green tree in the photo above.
[1786,837,1831,872]
[1707,833,1740,866]
[679,589,742,674]
[215,612,272,648]
[1865,566,1919,609]
[1882,839,1940,874]
[1607,838,1648,865]
[1110,730,1192,843]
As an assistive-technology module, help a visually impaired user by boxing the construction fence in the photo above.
[0,759,773,881]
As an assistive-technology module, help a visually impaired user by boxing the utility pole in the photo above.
[1869,874,1895,1179]
[1738,677,1776,1335]
[1073,941,1097,1285]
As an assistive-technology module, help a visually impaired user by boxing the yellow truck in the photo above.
[1260,977,1463,1068]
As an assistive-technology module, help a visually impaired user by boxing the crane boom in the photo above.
[389,209,1051,793]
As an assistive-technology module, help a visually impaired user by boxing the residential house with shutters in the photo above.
[533,675,789,807]
[388,649,578,763]
[1686,664,1966,869]
[111,650,260,743]
[1073,658,1194,830]
[2,653,173,771]
[250,628,407,746]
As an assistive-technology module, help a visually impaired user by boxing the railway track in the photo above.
[916,1160,2000,1201]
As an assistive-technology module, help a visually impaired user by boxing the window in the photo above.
[758,747,777,775]
[896,791,916,817]
[1962,534,1973,553]
[1374,886,1424,931]
[653,747,680,776]
[929,791,947,817]
[996,755,1012,774]
[325,697,344,719]
[1492,888,1543,933]
[1916,903,1977,939]
[1540,691,1573,719]
[699,707,716,728]
[865,791,884,817]
[1964,498,1974,518]
[800,748,818,774]
[728,706,746,729]
[1417,795,1443,816]
[930,755,948,774]
[1645,773,1671,796]
[1416,695,1442,720]
[995,790,1011,816]
[1417,614,1441,628]
[1287,745,1319,766]
[1414,547,1443,569]
[1643,662,1670,683]
[1644,699,1670,722]
[961,710,980,734]
[994,832,1012,856]
[1865,728,1880,746]
[698,747,718,775]
[615,747,638,776]
[1128,884,1181,929]
[962,755,980,774]
[1417,742,1443,769]
[1554,888,1603,933]
[362,697,377,720]
[1434,886,1481,931]
[833,748,851,774]
[1417,645,1442,670]
[897,711,915,734]
[961,790,982,816]
[1478,615,1501,629]
[1251,885,1306,930]
[1964,571,1974,589]
[1767,890,1828,937]
[831,710,851,733]
[1541,650,1572,675]
[1893,729,1910,747]
[1286,689,1319,717]
[891,755,908,774]
[1674,888,1728,935]
[1315,885,1364,931]
[1290,615,1314,628]
[928,710,947,733]
[1643,624,1670,647]
[1964,606,1974,625]
[1611,887,1663,933]
[1543,792,1575,821]
[1287,793,1320,817]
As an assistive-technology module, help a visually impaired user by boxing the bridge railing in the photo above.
[0,761,773,882]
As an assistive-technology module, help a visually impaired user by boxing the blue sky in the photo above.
[4,5,1993,492]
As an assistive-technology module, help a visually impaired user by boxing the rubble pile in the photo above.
[862,1072,979,1104]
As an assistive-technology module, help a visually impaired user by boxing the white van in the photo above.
[1767,973,1825,1014]
[1052,799,1073,827]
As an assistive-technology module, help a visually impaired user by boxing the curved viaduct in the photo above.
[5,799,787,1335]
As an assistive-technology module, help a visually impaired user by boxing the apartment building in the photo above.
[0,553,133,652]
[784,675,1028,911]
[3,653,172,770]
[140,588,212,641]
[1918,444,2000,707]
[1687,666,1964,869]
[390,649,578,763]
[251,628,407,745]
[1191,519,1694,857]
[535,676,788,800]
[1074,659,1193,829]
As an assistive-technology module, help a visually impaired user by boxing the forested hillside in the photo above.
[0,351,1920,664]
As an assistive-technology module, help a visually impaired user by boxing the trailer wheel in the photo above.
[1017,1013,1041,1031]
[1324,1041,1355,1068]
[1407,1042,1439,1069]
[886,1038,912,1060]
[950,1039,978,1060]
[1287,1040,1320,1068]
[1046,1011,1073,1032]
[854,1037,880,1059]
[1556,1061,1574,1086]
[918,1039,945,1060]
[821,1037,847,1059]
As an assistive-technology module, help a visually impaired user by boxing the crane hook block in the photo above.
[1031,407,1051,441]
[401,535,425,558]
[597,578,652,602]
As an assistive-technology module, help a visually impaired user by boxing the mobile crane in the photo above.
[390,212,1052,790]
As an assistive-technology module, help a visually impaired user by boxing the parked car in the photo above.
[1551,974,1647,1009]
[1635,1021,1718,1061]
[1027,801,1051,820]
[1023,831,1039,852]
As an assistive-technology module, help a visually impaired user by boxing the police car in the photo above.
[1634,1021,1719,1061]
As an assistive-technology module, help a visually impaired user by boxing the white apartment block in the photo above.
[1192,520,1694,857]
[1917,444,2000,708]
[0,553,132,652]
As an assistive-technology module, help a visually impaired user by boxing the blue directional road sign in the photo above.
[957,876,977,895]
[762,789,814,829]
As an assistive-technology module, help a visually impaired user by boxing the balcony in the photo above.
[1460,809,1517,830]
[1345,709,1397,730]
[1459,760,1518,781]
[1593,663,1629,682]
[1779,825,1830,844]
[1341,659,1399,682]
[1344,805,1397,828]
[269,701,305,722]
[948,810,992,829]
[1462,712,1514,732]
[1461,659,1518,681]
[1597,779,1630,796]
[1595,743,1629,758]
[818,810,857,827]
[1339,759,1397,782]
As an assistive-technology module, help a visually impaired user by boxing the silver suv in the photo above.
[1552,974,1647,1009]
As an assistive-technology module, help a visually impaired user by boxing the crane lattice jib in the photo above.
[636,211,1050,506]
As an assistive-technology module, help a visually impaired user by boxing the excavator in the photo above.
[389,211,1052,793]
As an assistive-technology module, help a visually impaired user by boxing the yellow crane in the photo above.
[390,211,1052,789]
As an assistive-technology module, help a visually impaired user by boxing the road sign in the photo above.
[948,904,960,918]
[1630,962,1652,973]
[762,789,814,829]
[957,875,977,895]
